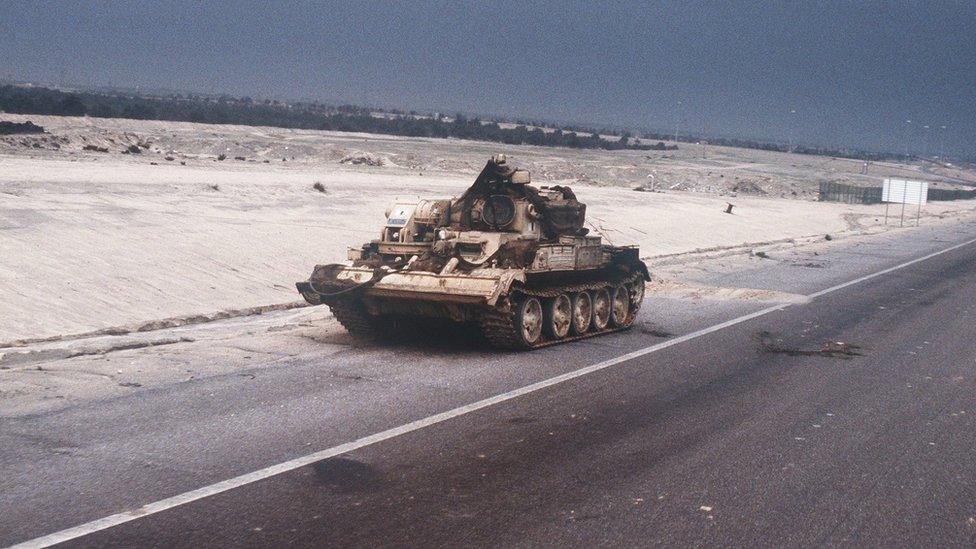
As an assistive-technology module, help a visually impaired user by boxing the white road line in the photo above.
[10,236,976,549]
[807,236,976,298]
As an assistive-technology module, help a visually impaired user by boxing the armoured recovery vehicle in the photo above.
[297,155,649,349]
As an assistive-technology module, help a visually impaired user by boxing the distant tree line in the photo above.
[0,84,925,162]
[0,85,670,151]
[632,129,912,162]
[688,135,906,163]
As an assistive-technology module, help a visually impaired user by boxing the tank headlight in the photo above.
[392,231,400,241]
[437,229,448,240]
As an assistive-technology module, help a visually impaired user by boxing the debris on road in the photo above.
[757,331,862,358]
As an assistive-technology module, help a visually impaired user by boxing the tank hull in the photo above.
[297,256,648,350]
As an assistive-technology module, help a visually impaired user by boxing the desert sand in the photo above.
[2,114,974,343]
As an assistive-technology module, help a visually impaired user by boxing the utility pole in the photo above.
[903,119,913,159]
[922,125,930,159]
[673,100,682,143]
[788,109,796,153]
[698,113,705,160]
[939,125,947,162]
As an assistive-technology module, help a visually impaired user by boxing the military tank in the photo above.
[297,154,649,349]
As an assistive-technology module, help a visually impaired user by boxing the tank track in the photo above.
[479,307,525,349]
[329,299,388,339]
[329,274,646,350]
[479,272,645,350]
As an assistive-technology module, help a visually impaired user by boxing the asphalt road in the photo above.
[5,223,976,547]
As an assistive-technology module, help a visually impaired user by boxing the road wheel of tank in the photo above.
[544,294,572,339]
[570,291,592,335]
[591,288,611,331]
[517,296,545,346]
[480,294,546,350]
[609,285,632,328]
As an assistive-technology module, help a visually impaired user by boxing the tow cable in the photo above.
[305,263,402,302]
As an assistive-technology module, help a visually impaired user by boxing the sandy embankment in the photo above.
[1,115,974,343]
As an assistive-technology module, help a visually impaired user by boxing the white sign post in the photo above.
[882,178,928,227]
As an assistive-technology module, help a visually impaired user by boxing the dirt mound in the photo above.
[0,120,45,135]
[0,133,68,151]
[339,151,384,166]
[731,178,769,195]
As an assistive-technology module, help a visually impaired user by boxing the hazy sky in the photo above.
[1,0,972,155]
